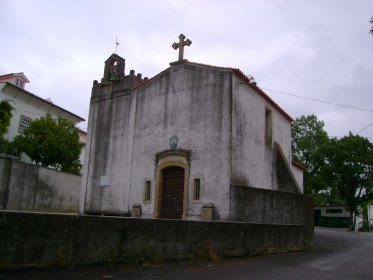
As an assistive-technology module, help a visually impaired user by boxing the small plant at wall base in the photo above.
[12,113,84,175]
[196,241,222,261]
[133,242,163,266]
[0,100,13,153]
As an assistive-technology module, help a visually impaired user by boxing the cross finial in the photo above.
[115,37,120,54]
[172,34,192,61]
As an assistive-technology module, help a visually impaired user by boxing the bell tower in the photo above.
[102,53,125,82]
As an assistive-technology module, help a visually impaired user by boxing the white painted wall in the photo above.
[82,65,232,219]
[231,76,293,191]
[291,164,304,193]
[0,83,85,165]
[0,84,55,163]
[81,61,302,220]
[315,206,350,218]
[130,66,232,220]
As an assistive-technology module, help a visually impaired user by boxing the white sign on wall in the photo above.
[100,175,110,187]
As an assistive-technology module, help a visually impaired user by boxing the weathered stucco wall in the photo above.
[0,157,81,212]
[291,164,304,193]
[0,211,310,271]
[81,82,135,215]
[81,59,302,220]
[230,185,314,242]
[130,64,232,220]
[81,63,233,220]
[231,76,293,190]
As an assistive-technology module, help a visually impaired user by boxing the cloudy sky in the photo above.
[1,0,372,140]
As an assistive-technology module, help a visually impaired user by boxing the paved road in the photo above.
[2,227,373,280]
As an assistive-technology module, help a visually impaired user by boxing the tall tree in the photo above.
[13,114,84,175]
[291,115,331,201]
[327,133,373,229]
[0,100,13,152]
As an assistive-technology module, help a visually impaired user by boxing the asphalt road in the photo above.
[2,227,373,280]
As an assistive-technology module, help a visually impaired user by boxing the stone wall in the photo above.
[0,211,309,271]
[0,157,81,212]
[230,185,314,243]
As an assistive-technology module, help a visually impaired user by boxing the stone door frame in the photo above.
[154,150,190,220]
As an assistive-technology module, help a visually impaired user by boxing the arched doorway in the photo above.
[154,150,190,219]
[160,166,185,219]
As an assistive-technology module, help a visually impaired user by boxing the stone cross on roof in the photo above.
[172,34,192,61]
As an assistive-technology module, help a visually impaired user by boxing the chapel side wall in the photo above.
[272,111,292,163]
[291,165,304,193]
[231,77,293,190]
[81,82,135,215]
[231,78,271,189]
[128,64,232,220]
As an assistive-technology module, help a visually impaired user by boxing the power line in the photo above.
[262,87,373,138]
[357,122,373,134]
[261,87,373,113]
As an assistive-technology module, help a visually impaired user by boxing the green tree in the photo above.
[326,133,373,229]
[13,113,84,175]
[0,100,13,152]
[291,115,332,202]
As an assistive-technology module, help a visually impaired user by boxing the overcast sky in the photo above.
[1,0,372,140]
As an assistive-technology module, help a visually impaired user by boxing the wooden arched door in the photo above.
[160,166,185,219]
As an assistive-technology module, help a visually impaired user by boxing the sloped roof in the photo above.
[0,82,85,123]
[231,68,293,122]
[0,72,30,83]
[292,160,306,171]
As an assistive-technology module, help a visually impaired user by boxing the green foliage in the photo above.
[326,133,373,228]
[291,115,331,199]
[359,201,373,232]
[13,113,84,175]
[291,115,373,227]
[0,100,13,152]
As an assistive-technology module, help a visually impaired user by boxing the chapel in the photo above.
[79,34,304,221]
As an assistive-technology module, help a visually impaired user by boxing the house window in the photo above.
[16,79,24,89]
[326,208,342,214]
[144,180,151,202]
[7,151,20,160]
[18,115,32,132]
[193,178,201,200]
[265,108,272,145]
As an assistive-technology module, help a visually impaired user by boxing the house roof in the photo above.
[0,82,85,123]
[0,72,30,83]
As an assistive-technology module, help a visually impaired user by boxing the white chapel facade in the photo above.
[80,35,303,220]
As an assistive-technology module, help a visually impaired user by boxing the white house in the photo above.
[80,50,304,221]
[0,72,86,164]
